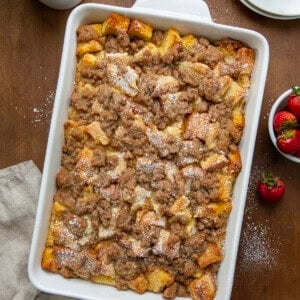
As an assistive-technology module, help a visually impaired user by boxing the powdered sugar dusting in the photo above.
[239,221,280,274]
[31,90,55,127]
[107,63,138,97]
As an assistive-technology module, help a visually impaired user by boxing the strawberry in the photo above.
[273,111,297,133]
[288,86,300,120]
[277,129,300,154]
[257,172,285,204]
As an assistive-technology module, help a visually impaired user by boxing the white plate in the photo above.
[28,0,269,299]
[241,0,300,19]
[249,0,300,17]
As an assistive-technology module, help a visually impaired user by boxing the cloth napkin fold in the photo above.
[0,161,41,300]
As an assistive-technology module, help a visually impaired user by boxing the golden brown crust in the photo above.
[128,19,153,41]
[189,273,216,300]
[102,13,130,35]
[197,243,223,268]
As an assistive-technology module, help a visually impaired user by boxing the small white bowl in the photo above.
[268,88,300,163]
[39,0,81,10]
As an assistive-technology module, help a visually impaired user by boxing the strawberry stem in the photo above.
[262,172,277,188]
[292,86,300,96]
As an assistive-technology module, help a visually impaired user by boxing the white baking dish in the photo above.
[28,1,269,299]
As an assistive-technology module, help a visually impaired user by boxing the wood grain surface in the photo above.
[1,1,299,299]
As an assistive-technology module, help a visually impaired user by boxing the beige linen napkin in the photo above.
[0,161,72,300]
[0,161,41,300]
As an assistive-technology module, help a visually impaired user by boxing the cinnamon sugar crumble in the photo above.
[41,14,256,299]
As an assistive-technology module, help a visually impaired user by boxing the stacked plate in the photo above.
[241,0,300,19]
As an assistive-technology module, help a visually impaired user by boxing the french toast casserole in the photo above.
[41,13,255,300]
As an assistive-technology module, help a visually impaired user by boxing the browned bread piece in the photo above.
[128,19,153,41]
[102,13,130,35]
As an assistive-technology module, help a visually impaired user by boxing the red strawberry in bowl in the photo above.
[273,111,297,133]
[277,128,300,154]
[288,86,300,120]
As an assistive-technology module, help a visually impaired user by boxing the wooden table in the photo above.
[1,1,299,299]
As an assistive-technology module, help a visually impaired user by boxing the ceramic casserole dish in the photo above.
[28,0,269,299]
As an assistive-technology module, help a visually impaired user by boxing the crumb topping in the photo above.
[42,13,255,300]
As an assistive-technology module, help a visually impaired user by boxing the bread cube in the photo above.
[197,243,223,268]
[77,52,105,70]
[73,147,93,183]
[216,173,234,202]
[77,81,98,93]
[45,226,54,247]
[77,146,93,163]
[91,274,116,286]
[145,268,174,293]
[41,247,56,272]
[153,75,179,96]
[232,106,245,130]
[204,76,232,102]
[193,268,205,279]
[236,47,255,75]
[238,73,251,88]
[121,236,150,258]
[106,52,132,65]
[107,64,138,97]
[68,107,79,121]
[216,44,237,62]
[53,201,67,214]
[64,120,84,139]
[77,24,103,42]
[178,61,210,85]
[215,37,243,60]
[85,121,110,145]
[152,229,180,259]
[182,165,204,179]
[133,42,161,62]
[76,40,103,57]
[170,208,192,224]
[189,273,216,300]
[136,210,166,227]
[194,202,231,220]
[200,153,228,171]
[182,34,198,50]
[128,19,153,41]
[159,28,181,55]
[163,120,183,138]
[170,196,190,214]
[78,53,98,70]
[185,218,197,237]
[184,112,210,141]
[208,202,232,215]
[228,149,242,175]
[131,185,152,212]
[223,80,245,106]
[128,274,149,294]
[102,13,130,35]
[206,122,220,150]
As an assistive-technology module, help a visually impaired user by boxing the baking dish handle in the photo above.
[132,0,212,22]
